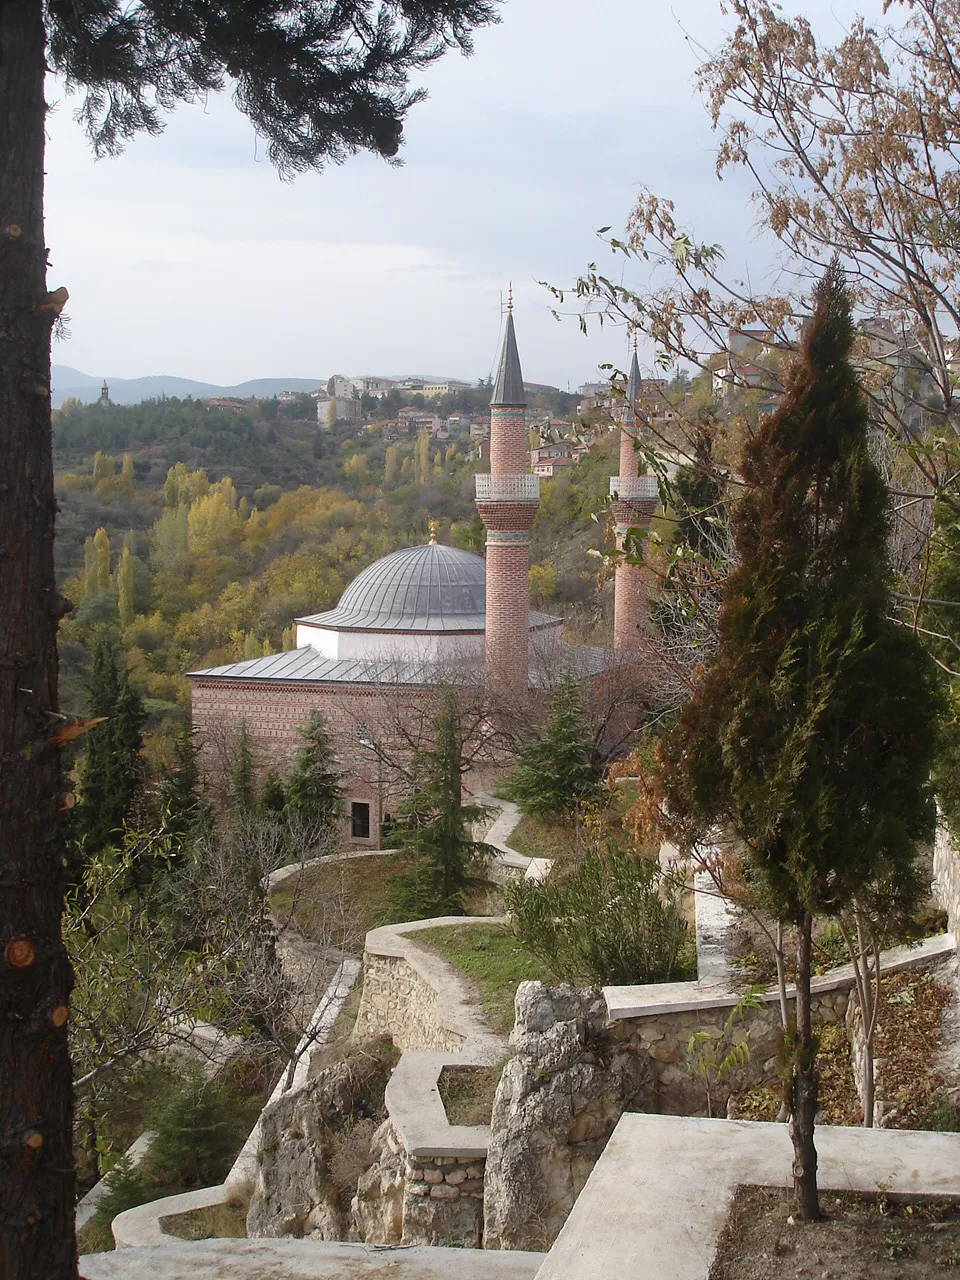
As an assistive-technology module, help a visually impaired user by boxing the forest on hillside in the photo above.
[53,394,621,764]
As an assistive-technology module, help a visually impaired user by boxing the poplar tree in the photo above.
[415,427,431,484]
[116,546,135,627]
[93,526,111,590]
[655,261,940,1220]
[1,4,497,1270]
[83,535,98,597]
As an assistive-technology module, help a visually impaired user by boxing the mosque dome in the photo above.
[300,543,487,633]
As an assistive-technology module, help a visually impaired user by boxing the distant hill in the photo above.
[52,366,564,409]
[52,366,326,409]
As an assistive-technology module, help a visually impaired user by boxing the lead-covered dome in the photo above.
[299,543,487,632]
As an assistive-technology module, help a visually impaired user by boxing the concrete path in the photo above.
[474,795,552,881]
[536,1112,960,1280]
[83,1239,545,1279]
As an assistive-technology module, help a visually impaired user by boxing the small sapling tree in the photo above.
[510,669,602,821]
[655,260,940,1219]
[284,712,343,834]
[388,691,492,917]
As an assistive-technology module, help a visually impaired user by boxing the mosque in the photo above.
[188,305,658,845]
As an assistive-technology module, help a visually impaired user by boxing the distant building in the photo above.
[350,376,395,397]
[469,418,491,442]
[205,398,244,412]
[531,442,575,478]
[397,407,442,435]
[99,380,110,406]
[316,396,361,427]
[422,380,469,398]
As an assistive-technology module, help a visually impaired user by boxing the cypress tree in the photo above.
[284,712,343,832]
[655,260,941,1219]
[160,722,206,841]
[75,642,147,855]
[510,671,602,821]
[389,692,491,917]
[258,770,287,818]
[229,721,257,817]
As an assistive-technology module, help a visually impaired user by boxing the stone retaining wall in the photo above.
[355,1120,487,1249]
[355,952,464,1053]
[353,918,507,1058]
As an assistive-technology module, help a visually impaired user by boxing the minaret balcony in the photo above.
[609,476,658,500]
[475,473,540,503]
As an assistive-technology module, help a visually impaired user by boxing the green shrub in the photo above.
[142,1064,245,1188]
[504,847,695,987]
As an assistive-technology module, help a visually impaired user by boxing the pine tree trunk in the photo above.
[790,912,820,1222]
[0,3,79,1275]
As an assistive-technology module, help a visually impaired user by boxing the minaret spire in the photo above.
[612,335,657,651]
[476,297,538,691]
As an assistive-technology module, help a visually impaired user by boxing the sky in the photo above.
[44,0,884,391]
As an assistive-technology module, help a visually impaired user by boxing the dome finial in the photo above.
[428,518,439,545]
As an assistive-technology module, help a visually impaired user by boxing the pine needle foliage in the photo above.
[510,670,602,821]
[388,692,491,917]
[76,640,147,856]
[655,259,941,1217]
[46,1,499,172]
[284,711,343,832]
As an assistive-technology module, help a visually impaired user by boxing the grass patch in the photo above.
[438,1064,503,1126]
[161,1201,248,1240]
[413,922,552,1034]
[270,852,413,950]
[507,815,580,864]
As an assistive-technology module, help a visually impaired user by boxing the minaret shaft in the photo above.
[476,308,537,689]
[612,349,657,651]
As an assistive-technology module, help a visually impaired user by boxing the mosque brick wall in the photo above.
[190,677,431,845]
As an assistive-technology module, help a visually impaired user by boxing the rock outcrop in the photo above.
[247,1038,395,1240]
[482,982,651,1251]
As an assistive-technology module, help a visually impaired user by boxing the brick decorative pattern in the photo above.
[482,539,531,688]
[612,497,657,652]
[619,423,639,479]
[190,677,431,846]
[489,406,528,475]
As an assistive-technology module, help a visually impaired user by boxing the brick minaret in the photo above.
[612,345,658,650]
[476,293,539,689]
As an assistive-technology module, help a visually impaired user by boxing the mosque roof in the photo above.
[297,543,489,633]
[490,312,525,407]
[187,639,615,687]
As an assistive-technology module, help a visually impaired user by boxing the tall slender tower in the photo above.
[612,343,658,650]
[476,293,539,689]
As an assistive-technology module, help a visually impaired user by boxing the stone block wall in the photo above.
[606,989,849,1116]
[354,953,465,1054]
[352,1121,486,1248]
[190,676,434,846]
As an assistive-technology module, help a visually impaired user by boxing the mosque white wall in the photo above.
[295,622,485,664]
